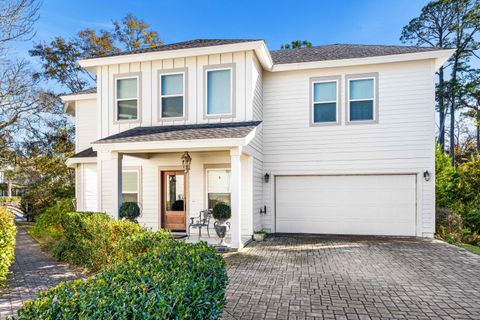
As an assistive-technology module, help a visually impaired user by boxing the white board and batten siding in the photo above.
[75,99,97,152]
[262,59,436,237]
[95,50,260,140]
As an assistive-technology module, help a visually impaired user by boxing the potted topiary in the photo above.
[212,202,231,246]
[119,202,141,223]
[253,229,267,241]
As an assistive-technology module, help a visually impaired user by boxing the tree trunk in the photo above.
[438,67,446,150]
[7,180,12,197]
[450,100,455,166]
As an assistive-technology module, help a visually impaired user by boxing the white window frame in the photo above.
[204,64,235,118]
[114,73,141,123]
[158,69,187,120]
[311,78,340,126]
[346,74,378,124]
[205,167,231,210]
[122,168,141,206]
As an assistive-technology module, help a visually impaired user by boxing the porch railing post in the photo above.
[230,147,242,249]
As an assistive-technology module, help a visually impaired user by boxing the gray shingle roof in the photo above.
[95,121,262,144]
[271,44,444,64]
[72,147,97,158]
[62,88,97,96]
[96,39,261,58]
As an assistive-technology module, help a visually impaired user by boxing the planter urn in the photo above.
[214,219,230,246]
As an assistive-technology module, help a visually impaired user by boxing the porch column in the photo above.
[97,150,122,219]
[230,147,242,248]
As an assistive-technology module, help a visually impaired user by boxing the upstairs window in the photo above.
[160,72,185,118]
[312,80,338,124]
[116,76,139,121]
[206,68,232,116]
[348,77,376,122]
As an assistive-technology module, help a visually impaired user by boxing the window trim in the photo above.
[122,166,142,213]
[113,72,142,124]
[309,76,342,126]
[204,164,231,210]
[204,63,236,119]
[345,73,379,124]
[158,68,188,121]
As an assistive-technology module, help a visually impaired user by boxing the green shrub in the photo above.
[53,212,145,271]
[462,207,480,234]
[212,202,231,221]
[13,241,227,320]
[119,202,141,222]
[0,196,21,206]
[435,146,459,208]
[28,199,74,250]
[0,206,16,285]
[457,157,480,208]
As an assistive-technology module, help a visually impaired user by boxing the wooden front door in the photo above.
[161,171,187,231]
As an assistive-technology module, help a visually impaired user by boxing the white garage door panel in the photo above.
[275,175,416,236]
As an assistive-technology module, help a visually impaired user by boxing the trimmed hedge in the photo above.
[0,206,16,285]
[53,212,172,272]
[13,241,227,319]
[29,199,74,251]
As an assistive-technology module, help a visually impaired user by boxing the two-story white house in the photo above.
[62,39,452,248]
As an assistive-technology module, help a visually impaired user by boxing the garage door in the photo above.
[275,175,416,236]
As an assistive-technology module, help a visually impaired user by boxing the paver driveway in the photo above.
[223,235,480,320]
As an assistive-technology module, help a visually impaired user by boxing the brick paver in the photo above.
[223,235,480,320]
[0,227,82,319]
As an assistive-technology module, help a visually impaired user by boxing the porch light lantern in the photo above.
[264,173,270,183]
[423,170,431,181]
[181,151,192,173]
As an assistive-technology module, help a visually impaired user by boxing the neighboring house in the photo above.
[61,39,453,248]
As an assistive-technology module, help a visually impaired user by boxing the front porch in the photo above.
[92,143,256,249]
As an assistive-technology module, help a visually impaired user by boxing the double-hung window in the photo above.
[348,75,377,122]
[206,169,231,209]
[206,66,233,116]
[116,75,139,121]
[312,79,339,124]
[160,72,185,118]
[122,170,140,203]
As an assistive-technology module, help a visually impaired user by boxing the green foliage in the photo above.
[119,202,141,222]
[28,199,73,250]
[53,212,147,272]
[13,241,227,320]
[435,145,459,208]
[0,196,21,206]
[457,156,480,208]
[0,206,16,286]
[280,40,312,49]
[462,208,480,234]
[212,202,231,221]
[30,13,162,92]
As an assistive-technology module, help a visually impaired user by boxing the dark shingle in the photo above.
[93,39,262,58]
[62,88,97,96]
[72,147,97,158]
[271,44,445,64]
[95,121,262,144]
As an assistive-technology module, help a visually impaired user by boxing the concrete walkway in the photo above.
[0,227,82,319]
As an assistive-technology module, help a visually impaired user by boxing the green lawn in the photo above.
[458,243,480,255]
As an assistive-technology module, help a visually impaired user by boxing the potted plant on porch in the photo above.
[212,202,231,246]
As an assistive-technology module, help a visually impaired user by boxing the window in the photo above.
[206,169,231,209]
[122,170,139,203]
[116,76,139,121]
[206,68,232,116]
[160,72,185,118]
[312,80,338,123]
[348,76,376,122]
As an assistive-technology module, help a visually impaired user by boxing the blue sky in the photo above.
[13,0,431,60]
